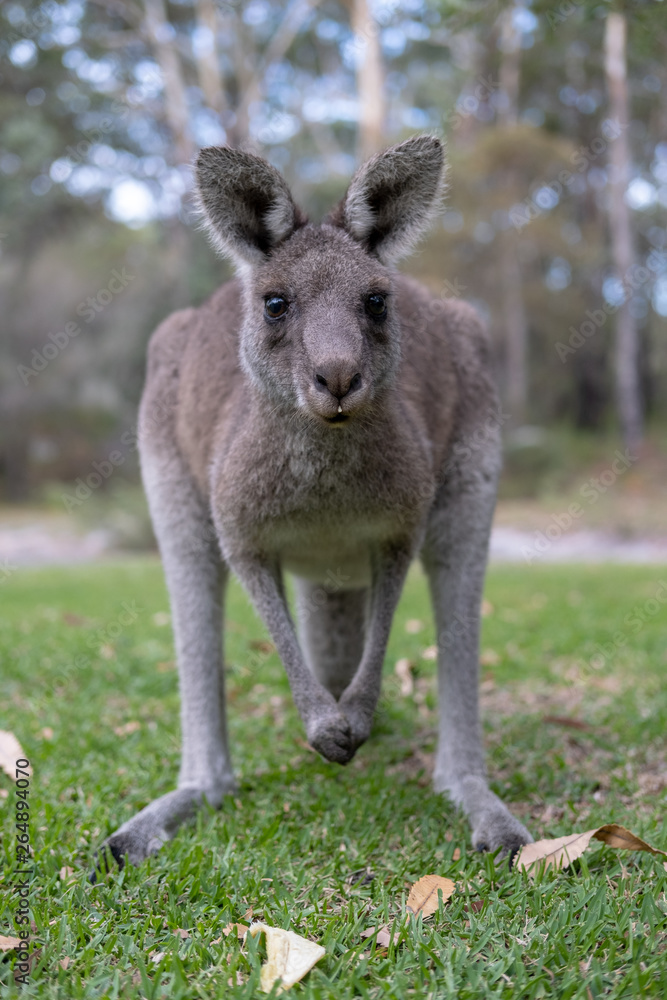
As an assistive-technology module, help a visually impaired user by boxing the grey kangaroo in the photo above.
[97,134,531,872]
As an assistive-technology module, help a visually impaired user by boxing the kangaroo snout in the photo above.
[314,363,362,400]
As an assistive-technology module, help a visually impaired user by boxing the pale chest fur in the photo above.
[210,396,436,580]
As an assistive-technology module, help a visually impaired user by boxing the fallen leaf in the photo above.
[406,874,455,917]
[249,640,275,654]
[394,658,414,696]
[174,928,190,939]
[542,715,591,731]
[481,599,494,617]
[360,924,400,947]
[59,866,76,883]
[59,957,71,970]
[221,922,248,940]
[149,951,166,964]
[470,900,485,913]
[0,731,31,778]
[452,848,461,861]
[228,972,244,986]
[114,721,141,737]
[405,619,423,634]
[63,613,85,627]
[40,727,54,740]
[421,645,438,661]
[516,823,667,875]
[0,935,21,952]
[480,649,500,666]
[248,923,325,993]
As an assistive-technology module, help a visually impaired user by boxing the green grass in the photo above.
[1,559,667,999]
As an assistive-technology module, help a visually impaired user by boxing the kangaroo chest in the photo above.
[211,409,435,580]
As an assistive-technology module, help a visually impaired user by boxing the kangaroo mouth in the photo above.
[326,412,349,424]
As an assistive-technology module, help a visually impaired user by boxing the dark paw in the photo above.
[89,835,130,883]
[307,713,355,764]
[472,813,533,863]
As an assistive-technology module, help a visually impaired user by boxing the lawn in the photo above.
[1,559,666,998]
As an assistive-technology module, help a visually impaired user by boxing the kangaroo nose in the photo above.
[314,365,362,400]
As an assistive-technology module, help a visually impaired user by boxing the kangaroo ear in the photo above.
[196,146,304,264]
[333,135,445,264]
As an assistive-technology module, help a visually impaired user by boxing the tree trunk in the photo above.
[500,237,528,422]
[497,6,527,423]
[194,0,225,116]
[347,0,385,161]
[498,6,520,127]
[604,10,643,453]
[144,0,194,164]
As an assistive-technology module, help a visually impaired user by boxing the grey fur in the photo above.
[95,135,531,874]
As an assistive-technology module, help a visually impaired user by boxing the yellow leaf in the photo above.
[406,874,455,917]
[248,923,325,993]
[516,823,667,876]
[0,731,31,779]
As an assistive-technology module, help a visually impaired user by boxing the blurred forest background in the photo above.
[1,0,666,548]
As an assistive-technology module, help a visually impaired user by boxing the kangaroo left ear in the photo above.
[196,146,306,265]
[330,135,446,265]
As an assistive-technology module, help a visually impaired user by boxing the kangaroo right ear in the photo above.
[331,134,445,264]
[196,146,304,265]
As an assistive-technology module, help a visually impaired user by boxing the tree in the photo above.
[604,9,643,452]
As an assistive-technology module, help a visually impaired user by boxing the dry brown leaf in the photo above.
[394,658,414,696]
[228,972,245,986]
[406,874,455,917]
[0,935,21,952]
[114,721,141,737]
[0,731,30,779]
[221,922,248,940]
[516,823,667,875]
[63,613,85,627]
[174,928,190,939]
[405,619,423,634]
[248,923,325,993]
[249,640,275,654]
[452,848,461,861]
[481,599,494,617]
[59,957,71,970]
[59,866,76,883]
[421,645,438,661]
[149,950,166,964]
[360,924,400,948]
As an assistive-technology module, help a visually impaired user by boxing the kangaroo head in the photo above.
[196,135,445,424]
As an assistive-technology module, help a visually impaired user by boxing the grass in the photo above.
[1,559,666,998]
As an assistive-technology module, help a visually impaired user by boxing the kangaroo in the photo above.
[95,135,531,873]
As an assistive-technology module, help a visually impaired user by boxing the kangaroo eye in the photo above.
[366,294,387,319]
[265,296,288,320]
